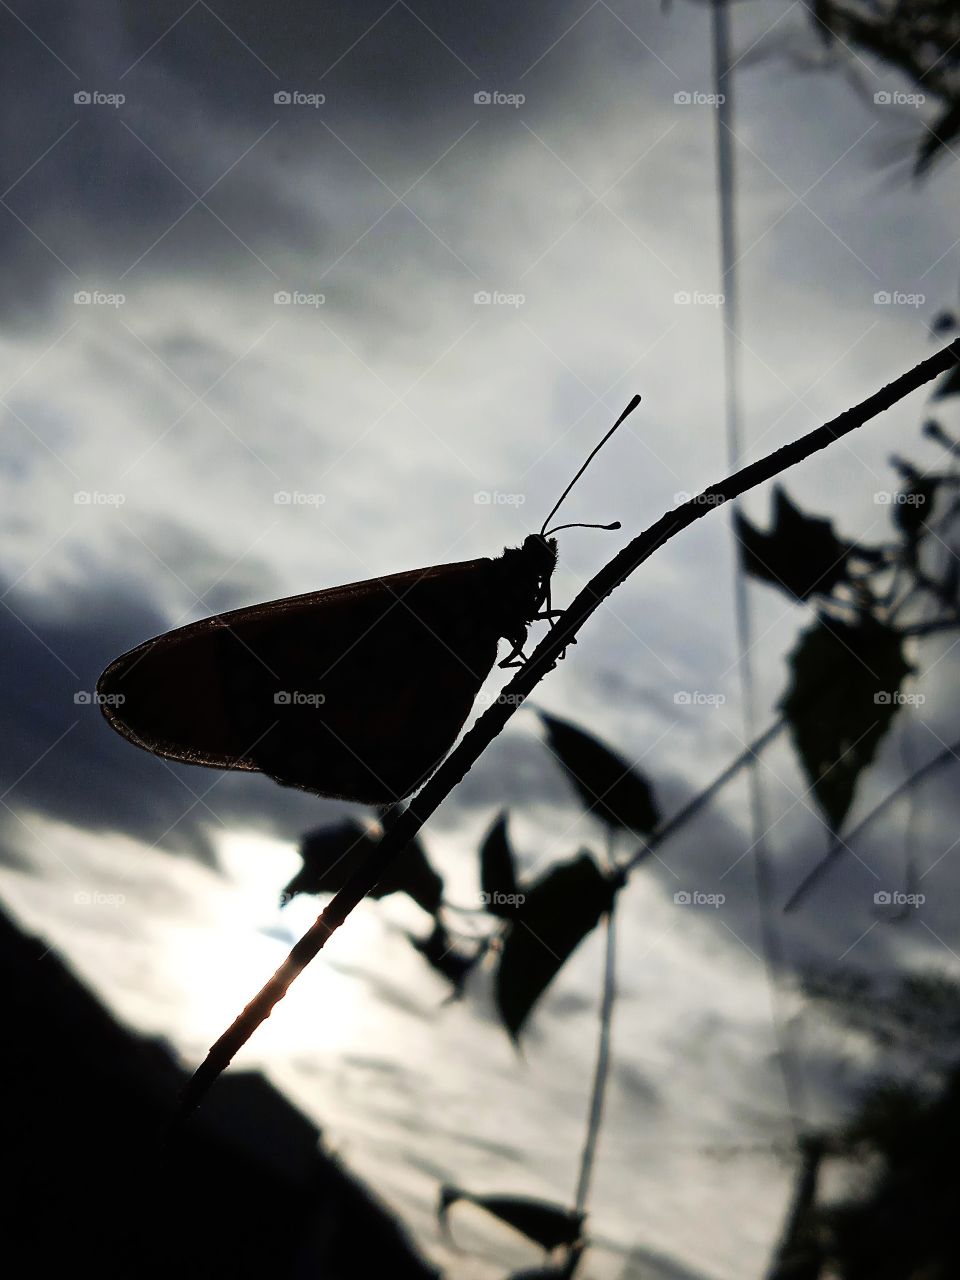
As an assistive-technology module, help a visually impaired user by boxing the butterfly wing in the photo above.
[97,559,504,804]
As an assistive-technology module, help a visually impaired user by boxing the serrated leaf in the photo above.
[284,818,442,915]
[496,853,616,1040]
[409,922,481,996]
[734,485,855,602]
[539,713,658,835]
[438,1185,584,1252]
[780,617,912,829]
[480,811,520,917]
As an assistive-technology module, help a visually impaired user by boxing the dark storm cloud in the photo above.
[0,0,595,325]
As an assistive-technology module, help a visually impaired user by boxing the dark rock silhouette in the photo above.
[0,904,440,1279]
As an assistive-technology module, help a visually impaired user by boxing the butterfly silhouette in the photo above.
[97,397,639,804]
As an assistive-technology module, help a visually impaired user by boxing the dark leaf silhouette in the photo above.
[734,485,855,602]
[496,853,617,1040]
[932,361,960,400]
[480,811,520,917]
[409,922,482,996]
[283,818,443,916]
[781,617,912,829]
[914,102,960,178]
[888,457,939,543]
[930,311,957,336]
[438,1185,584,1252]
[539,713,658,835]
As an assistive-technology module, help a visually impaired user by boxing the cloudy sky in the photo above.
[2,2,960,1276]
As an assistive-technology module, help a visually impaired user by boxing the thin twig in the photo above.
[574,831,619,1217]
[783,734,960,913]
[177,336,960,1118]
[623,716,787,873]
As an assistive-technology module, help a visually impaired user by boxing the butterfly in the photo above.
[97,397,639,805]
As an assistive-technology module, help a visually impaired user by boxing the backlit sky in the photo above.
[2,3,960,1277]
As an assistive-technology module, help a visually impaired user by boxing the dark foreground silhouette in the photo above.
[0,904,439,1279]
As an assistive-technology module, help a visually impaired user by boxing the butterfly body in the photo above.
[97,535,557,803]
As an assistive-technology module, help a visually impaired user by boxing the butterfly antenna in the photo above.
[539,394,641,536]
[543,520,622,536]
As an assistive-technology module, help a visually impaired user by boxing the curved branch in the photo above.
[177,336,960,1118]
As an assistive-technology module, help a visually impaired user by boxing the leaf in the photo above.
[480,811,520,917]
[734,485,855,602]
[495,853,616,1040]
[438,1185,584,1252]
[780,617,912,829]
[914,102,960,178]
[409,922,482,996]
[539,713,659,835]
[932,361,960,400]
[283,818,443,915]
[930,311,957,336]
